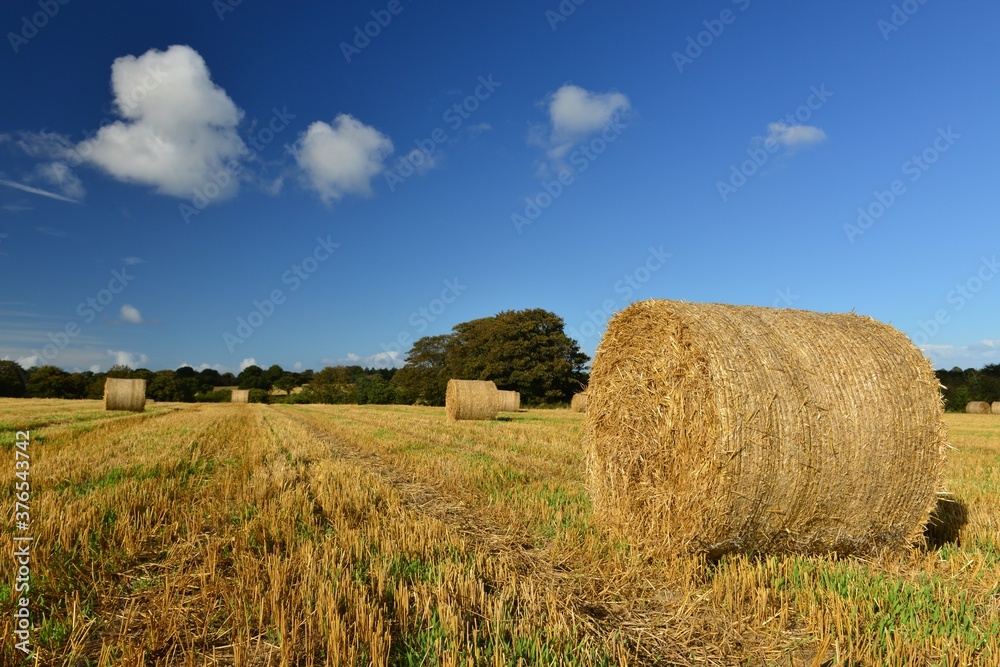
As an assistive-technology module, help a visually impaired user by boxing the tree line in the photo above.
[0,308,590,406]
[936,364,1000,411]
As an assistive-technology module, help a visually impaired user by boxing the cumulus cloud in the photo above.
[764,122,827,149]
[16,354,39,369]
[292,114,393,203]
[534,84,631,172]
[548,85,630,141]
[239,357,257,371]
[119,304,143,324]
[81,45,247,200]
[107,349,149,368]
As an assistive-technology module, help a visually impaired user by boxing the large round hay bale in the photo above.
[571,392,588,413]
[231,389,250,403]
[586,299,947,557]
[446,380,499,421]
[498,390,520,412]
[993,402,1000,415]
[966,401,991,414]
[104,378,146,412]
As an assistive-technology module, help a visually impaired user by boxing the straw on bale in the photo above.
[446,380,499,421]
[231,389,250,404]
[966,401,992,414]
[498,390,521,412]
[586,299,947,557]
[104,378,146,412]
[571,392,588,413]
[993,402,1000,415]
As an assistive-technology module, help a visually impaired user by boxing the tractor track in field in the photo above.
[276,406,705,666]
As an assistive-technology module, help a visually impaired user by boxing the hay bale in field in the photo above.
[498,390,520,412]
[993,402,1000,415]
[104,378,146,412]
[571,392,588,413]
[231,389,250,403]
[965,401,991,414]
[586,299,947,557]
[446,379,499,421]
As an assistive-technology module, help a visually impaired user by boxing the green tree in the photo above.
[449,309,589,403]
[391,335,451,405]
[308,366,361,403]
[238,365,271,391]
[25,366,86,399]
[0,360,27,397]
[274,374,298,395]
[264,364,285,386]
[354,374,405,404]
[106,364,134,379]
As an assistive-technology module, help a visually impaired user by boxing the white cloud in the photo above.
[16,354,38,369]
[81,45,246,200]
[239,357,257,371]
[919,340,1000,369]
[180,362,228,372]
[293,361,302,370]
[764,122,827,149]
[321,350,402,369]
[535,84,631,172]
[292,114,393,203]
[466,122,493,136]
[548,85,630,140]
[89,364,101,373]
[107,349,149,368]
[33,162,85,201]
[119,304,143,324]
[122,256,144,265]
[13,131,76,160]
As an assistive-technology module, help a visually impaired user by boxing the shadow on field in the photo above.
[923,494,969,549]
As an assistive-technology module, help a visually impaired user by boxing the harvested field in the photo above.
[1,399,998,665]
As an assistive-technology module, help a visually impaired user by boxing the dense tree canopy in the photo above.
[0,360,27,397]
[391,309,589,406]
[937,364,1000,411]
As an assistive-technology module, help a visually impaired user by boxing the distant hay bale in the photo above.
[446,380,499,421]
[993,402,1000,415]
[104,378,146,412]
[571,392,588,413]
[966,401,991,414]
[586,299,947,557]
[498,390,520,412]
[231,389,250,403]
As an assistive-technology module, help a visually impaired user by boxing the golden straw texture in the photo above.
[446,380,499,421]
[103,378,146,412]
[571,393,588,413]
[231,389,250,403]
[498,390,521,412]
[586,299,947,557]
[966,401,992,414]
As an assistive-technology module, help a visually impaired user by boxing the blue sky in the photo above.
[1,0,997,374]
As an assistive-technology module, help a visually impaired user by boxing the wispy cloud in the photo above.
[763,122,827,149]
[34,226,69,238]
[0,178,81,204]
[321,350,402,368]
